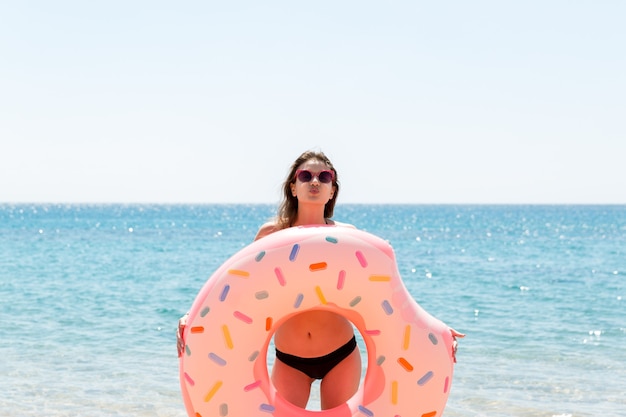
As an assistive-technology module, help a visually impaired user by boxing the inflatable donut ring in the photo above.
[179,225,461,417]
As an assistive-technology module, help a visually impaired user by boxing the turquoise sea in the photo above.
[1,204,624,417]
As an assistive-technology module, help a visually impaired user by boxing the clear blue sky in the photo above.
[1,1,624,204]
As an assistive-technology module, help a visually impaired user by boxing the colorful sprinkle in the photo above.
[228,269,250,277]
[274,267,286,286]
[349,296,362,306]
[443,376,449,393]
[184,372,195,386]
[259,404,275,413]
[402,325,411,350]
[369,274,391,282]
[204,380,222,402]
[325,236,338,244]
[190,326,205,334]
[219,285,230,302]
[418,371,434,386]
[428,333,438,345]
[200,306,210,317]
[255,251,266,262]
[365,329,381,336]
[382,300,393,315]
[358,405,374,416]
[337,270,346,289]
[185,345,191,356]
[289,244,300,261]
[208,352,227,366]
[309,262,327,271]
[265,317,273,331]
[294,293,304,308]
[398,357,414,371]
[248,351,259,361]
[355,251,368,267]
[244,380,262,392]
[233,311,253,323]
[391,380,398,405]
[222,325,233,349]
[421,411,437,417]
[315,286,327,304]
[255,291,269,300]
[376,355,386,365]
[219,403,228,416]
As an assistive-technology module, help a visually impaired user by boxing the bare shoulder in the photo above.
[254,221,280,241]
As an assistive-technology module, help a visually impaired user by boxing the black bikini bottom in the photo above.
[275,336,357,380]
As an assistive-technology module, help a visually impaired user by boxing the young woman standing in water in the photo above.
[178,150,361,409]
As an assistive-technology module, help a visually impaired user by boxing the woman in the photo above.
[178,150,361,410]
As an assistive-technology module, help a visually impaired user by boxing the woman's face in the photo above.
[290,159,336,205]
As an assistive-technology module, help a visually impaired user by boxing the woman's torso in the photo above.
[274,310,354,357]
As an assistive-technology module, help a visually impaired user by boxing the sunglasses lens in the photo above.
[296,170,334,183]
[318,171,333,183]
[297,170,313,182]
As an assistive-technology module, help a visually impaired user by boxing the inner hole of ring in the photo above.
[266,314,368,411]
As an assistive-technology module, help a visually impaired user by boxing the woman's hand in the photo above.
[450,327,465,363]
[177,313,189,357]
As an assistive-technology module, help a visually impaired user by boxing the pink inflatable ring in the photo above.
[180,226,461,417]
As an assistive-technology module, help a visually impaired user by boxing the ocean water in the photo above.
[1,204,624,417]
